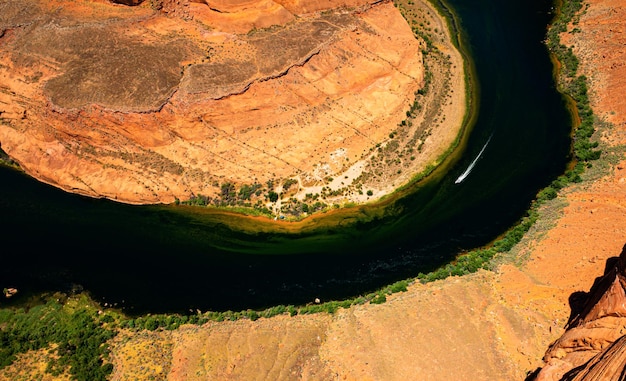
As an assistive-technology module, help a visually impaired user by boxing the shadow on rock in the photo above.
[529,243,626,381]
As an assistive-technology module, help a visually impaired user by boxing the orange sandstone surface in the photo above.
[0,0,465,209]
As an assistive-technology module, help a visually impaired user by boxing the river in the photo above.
[0,0,571,314]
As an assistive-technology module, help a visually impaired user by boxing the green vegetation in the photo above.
[0,295,118,381]
[280,197,327,219]
[177,177,339,221]
[117,279,412,331]
[179,181,277,218]
[546,0,584,76]
[149,0,163,10]
[0,147,18,169]
[268,190,279,203]
[417,209,539,281]
[282,178,298,191]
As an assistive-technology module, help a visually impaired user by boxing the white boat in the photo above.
[455,135,492,184]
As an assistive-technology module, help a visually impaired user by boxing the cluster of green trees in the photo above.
[282,178,298,191]
[418,209,539,282]
[179,178,333,220]
[121,313,195,331]
[238,183,263,200]
[180,181,269,210]
[279,198,327,218]
[0,297,117,381]
[539,0,600,200]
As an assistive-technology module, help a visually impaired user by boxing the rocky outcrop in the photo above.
[531,245,626,381]
[561,335,626,381]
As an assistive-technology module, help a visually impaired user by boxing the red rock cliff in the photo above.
[532,244,626,381]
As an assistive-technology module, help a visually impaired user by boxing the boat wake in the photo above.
[455,134,493,184]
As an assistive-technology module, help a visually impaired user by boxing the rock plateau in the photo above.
[0,0,465,211]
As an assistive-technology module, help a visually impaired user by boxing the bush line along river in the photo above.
[0,0,595,316]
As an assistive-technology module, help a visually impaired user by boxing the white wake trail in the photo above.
[455,135,493,184]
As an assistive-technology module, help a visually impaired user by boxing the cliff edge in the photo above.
[531,245,626,380]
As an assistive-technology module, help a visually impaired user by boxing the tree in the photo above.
[268,191,279,203]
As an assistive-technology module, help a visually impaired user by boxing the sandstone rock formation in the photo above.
[531,245,626,381]
[0,0,464,210]
[560,335,626,380]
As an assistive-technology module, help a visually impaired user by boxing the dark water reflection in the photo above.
[0,0,570,314]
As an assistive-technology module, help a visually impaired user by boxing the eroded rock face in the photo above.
[0,0,436,205]
[532,245,626,381]
[560,335,626,381]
